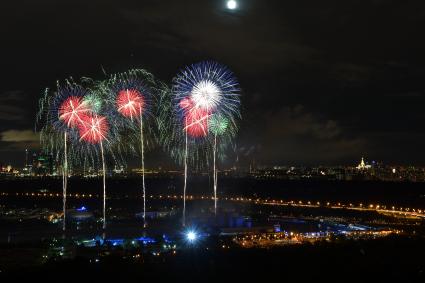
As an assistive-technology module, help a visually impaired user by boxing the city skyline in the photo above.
[3,147,425,169]
[3,149,425,184]
[2,147,425,168]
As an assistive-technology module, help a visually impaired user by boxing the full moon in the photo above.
[227,0,237,10]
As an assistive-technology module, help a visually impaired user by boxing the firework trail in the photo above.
[101,140,106,229]
[183,117,188,226]
[58,89,91,231]
[209,113,237,214]
[37,78,124,233]
[213,133,217,214]
[102,69,157,228]
[169,61,241,222]
[37,81,92,232]
[78,114,110,229]
[63,132,68,230]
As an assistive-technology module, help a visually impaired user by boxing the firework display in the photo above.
[116,89,145,119]
[58,96,91,128]
[38,80,117,232]
[37,81,92,232]
[36,61,241,232]
[78,115,109,144]
[103,69,158,227]
[83,92,103,114]
[170,61,241,223]
[78,114,110,229]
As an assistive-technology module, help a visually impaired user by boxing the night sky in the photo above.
[1,0,425,167]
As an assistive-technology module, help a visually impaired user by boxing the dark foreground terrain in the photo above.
[1,177,424,282]
[1,236,424,282]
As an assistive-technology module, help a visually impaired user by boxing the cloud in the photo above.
[119,1,316,73]
[264,105,341,140]
[0,129,40,154]
[256,105,366,164]
[0,90,29,125]
[0,129,39,143]
[0,105,25,122]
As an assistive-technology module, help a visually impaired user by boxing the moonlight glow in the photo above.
[227,0,237,10]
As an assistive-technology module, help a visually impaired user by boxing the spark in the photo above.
[180,98,211,138]
[78,115,109,144]
[209,114,229,136]
[59,96,91,128]
[116,89,145,120]
[191,80,221,111]
[83,93,103,114]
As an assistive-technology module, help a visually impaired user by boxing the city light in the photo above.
[183,228,200,245]
[185,230,198,243]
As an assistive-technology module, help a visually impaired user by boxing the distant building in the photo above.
[32,153,54,176]
[356,157,371,170]
[113,165,125,175]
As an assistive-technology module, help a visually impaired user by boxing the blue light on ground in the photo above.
[107,239,124,246]
[186,230,198,243]
[137,236,156,244]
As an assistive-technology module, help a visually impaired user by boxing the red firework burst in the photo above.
[78,115,109,144]
[179,97,193,112]
[59,96,91,128]
[116,89,145,120]
[180,98,210,137]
